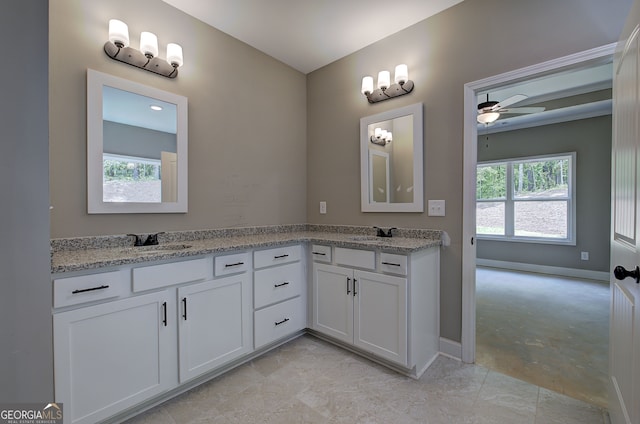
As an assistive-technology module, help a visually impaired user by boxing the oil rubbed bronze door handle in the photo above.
[614,265,640,284]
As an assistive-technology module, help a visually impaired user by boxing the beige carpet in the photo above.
[476,267,609,408]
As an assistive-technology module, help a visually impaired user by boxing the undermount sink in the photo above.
[116,244,192,255]
[347,236,389,242]
[145,244,192,251]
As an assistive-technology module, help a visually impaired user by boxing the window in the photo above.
[102,154,162,203]
[476,153,575,244]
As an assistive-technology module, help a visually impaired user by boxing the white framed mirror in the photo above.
[87,69,188,213]
[360,102,423,212]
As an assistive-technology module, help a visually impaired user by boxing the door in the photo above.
[610,4,640,423]
[178,274,252,382]
[353,270,408,366]
[312,263,353,344]
[53,291,172,424]
[161,151,177,202]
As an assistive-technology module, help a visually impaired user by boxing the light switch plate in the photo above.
[428,200,445,217]
[320,201,327,214]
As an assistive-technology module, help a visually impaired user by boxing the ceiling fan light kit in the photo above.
[476,93,544,124]
[477,111,501,124]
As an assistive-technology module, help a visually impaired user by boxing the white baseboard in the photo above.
[476,259,609,282]
[439,337,462,360]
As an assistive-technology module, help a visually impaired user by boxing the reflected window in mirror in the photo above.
[87,69,188,213]
[360,103,423,212]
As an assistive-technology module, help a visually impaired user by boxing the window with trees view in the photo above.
[477,153,575,244]
[102,154,162,203]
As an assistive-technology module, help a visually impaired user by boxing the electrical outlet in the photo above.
[428,200,445,217]
[581,251,589,261]
[320,201,327,214]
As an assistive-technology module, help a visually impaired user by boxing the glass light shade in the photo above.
[374,128,382,138]
[108,19,130,47]
[140,31,159,58]
[477,112,500,124]
[361,76,374,94]
[166,43,184,67]
[386,133,393,142]
[394,64,408,84]
[377,71,390,90]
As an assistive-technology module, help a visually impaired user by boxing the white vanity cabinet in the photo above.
[53,275,172,424]
[253,245,306,349]
[178,255,253,383]
[312,263,408,366]
[311,245,439,377]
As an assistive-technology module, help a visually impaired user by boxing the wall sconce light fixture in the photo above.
[104,19,184,79]
[370,128,393,145]
[361,64,414,103]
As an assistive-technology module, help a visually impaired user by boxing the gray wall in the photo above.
[49,0,307,237]
[477,116,612,273]
[0,1,53,402]
[104,121,177,159]
[46,0,630,345]
[306,0,630,342]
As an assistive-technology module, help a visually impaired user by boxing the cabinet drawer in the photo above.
[254,245,301,269]
[54,271,125,308]
[310,244,331,263]
[379,253,408,275]
[254,262,302,309]
[215,252,250,276]
[254,296,305,349]
[133,258,211,292]
[334,247,375,270]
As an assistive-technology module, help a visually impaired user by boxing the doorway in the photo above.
[461,44,616,365]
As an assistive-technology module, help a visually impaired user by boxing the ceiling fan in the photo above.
[477,94,545,124]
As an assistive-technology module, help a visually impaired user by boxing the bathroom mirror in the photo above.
[360,102,423,212]
[87,69,188,213]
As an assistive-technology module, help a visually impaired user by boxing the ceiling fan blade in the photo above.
[499,107,546,114]
[491,94,528,111]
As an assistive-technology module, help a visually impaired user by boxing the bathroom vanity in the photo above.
[50,226,441,424]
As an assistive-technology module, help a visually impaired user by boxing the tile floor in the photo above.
[125,335,607,424]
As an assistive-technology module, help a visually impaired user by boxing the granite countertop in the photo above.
[51,225,443,274]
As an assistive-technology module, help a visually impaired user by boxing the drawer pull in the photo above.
[381,261,401,267]
[312,252,326,256]
[224,262,245,268]
[182,297,187,320]
[71,285,110,294]
[274,254,289,259]
[162,302,167,327]
[274,318,290,326]
[274,281,290,288]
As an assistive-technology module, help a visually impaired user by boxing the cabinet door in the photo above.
[312,264,353,344]
[354,270,408,366]
[54,291,172,424]
[178,274,252,382]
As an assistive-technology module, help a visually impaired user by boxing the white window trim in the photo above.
[477,152,576,246]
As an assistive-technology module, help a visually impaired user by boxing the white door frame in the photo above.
[461,43,617,363]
